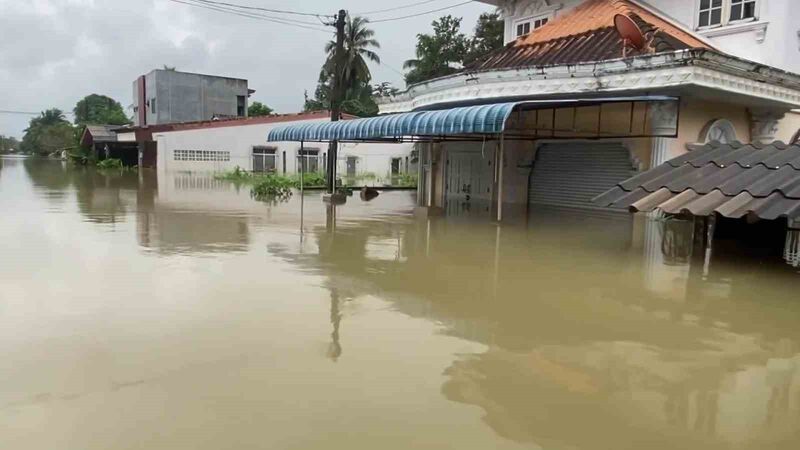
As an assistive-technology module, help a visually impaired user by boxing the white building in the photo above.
[117,111,415,183]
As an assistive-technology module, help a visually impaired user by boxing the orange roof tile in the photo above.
[516,0,711,50]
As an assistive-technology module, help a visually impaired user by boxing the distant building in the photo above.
[132,69,252,127]
[116,111,416,181]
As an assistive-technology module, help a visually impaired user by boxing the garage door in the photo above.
[528,143,635,211]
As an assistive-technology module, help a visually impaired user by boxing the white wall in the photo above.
[152,119,414,179]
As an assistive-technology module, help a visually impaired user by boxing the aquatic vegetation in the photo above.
[216,168,328,189]
[251,175,294,200]
[393,173,418,187]
[96,158,124,170]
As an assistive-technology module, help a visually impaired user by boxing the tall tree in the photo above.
[20,109,74,155]
[464,12,504,66]
[403,15,468,85]
[305,15,382,117]
[73,94,129,126]
[248,101,274,117]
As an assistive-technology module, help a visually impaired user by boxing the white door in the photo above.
[445,150,494,218]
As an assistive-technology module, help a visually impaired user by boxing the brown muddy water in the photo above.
[1,156,800,450]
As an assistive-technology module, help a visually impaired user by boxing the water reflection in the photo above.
[2,159,800,450]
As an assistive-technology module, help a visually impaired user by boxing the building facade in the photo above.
[132,69,251,127]
[117,112,415,183]
[376,0,800,222]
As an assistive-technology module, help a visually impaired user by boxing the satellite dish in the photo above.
[614,14,645,56]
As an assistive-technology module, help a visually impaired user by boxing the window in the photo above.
[150,97,157,113]
[298,148,320,173]
[730,0,756,21]
[515,16,549,38]
[237,95,246,117]
[698,0,723,27]
[698,0,757,28]
[252,146,278,173]
[173,149,231,162]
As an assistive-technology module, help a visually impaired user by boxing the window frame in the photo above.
[513,13,551,38]
[696,0,759,30]
[252,145,278,173]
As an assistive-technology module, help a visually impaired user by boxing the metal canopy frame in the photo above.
[267,96,680,144]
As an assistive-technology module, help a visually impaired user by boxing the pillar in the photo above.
[649,101,679,167]
[749,109,786,144]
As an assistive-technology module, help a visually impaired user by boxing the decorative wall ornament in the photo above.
[699,119,738,143]
[749,108,786,144]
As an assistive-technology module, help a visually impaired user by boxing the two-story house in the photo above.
[375,0,800,222]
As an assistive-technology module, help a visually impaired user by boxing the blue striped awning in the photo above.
[267,96,679,142]
[268,102,516,142]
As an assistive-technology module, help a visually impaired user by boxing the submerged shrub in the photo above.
[251,175,294,201]
[96,158,123,170]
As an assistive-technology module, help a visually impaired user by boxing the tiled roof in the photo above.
[593,141,800,220]
[467,0,712,71]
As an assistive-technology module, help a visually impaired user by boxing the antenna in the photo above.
[614,14,646,58]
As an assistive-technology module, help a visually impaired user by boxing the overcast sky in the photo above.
[0,0,493,138]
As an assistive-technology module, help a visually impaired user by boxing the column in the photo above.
[649,101,679,168]
[749,109,786,144]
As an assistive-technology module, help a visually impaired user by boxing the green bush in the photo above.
[251,175,293,200]
[394,173,418,187]
[215,166,253,182]
[96,158,123,170]
[290,172,326,187]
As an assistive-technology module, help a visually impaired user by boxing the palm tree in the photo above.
[323,15,380,96]
[38,109,68,126]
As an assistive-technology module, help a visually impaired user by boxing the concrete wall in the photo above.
[152,120,414,179]
[133,70,249,126]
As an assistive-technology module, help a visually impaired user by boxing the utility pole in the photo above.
[327,9,347,194]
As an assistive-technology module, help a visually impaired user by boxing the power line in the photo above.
[166,0,332,33]
[369,1,476,23]
[177,0,331,28]
[355,0,444,15]
[187,0,327,17]
[0,110,74,116]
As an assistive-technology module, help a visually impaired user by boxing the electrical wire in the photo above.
[368,1,476,23]
[180,0,331,27]
[189,0,329,19]
[0,110,74,115]
[355,0,444,15]
[166,0,332,33]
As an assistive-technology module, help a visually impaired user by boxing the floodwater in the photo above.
[1,156,800,450]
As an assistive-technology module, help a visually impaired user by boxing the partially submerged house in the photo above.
[268,0,800,237]
[117,111,415,181]
[80,125,139,166]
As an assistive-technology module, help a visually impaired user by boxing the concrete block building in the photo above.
[132,69,251,127]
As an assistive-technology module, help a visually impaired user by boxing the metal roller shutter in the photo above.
[529,143,635,211]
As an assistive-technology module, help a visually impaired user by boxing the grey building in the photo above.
[132,69,252,126]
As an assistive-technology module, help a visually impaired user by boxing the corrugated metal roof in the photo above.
[84,125,118,142]
[466,0,711,72]
[268,103,518,142]
[593,142,800,221]
[267,96,677,142]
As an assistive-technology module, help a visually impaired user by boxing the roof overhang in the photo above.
[267,96,679,143]
[379,49,800,114]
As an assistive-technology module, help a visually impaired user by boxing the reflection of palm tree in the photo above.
[327,289,343,361]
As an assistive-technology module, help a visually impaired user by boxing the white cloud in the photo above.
[0,0,493,138]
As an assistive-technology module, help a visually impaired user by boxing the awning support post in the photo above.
[427,142,434,208]
[416,143,424,207]
[327,141,338,194]
[497,133,505,222]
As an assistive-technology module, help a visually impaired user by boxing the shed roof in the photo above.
[593,141,800,220]
[467,0,712,71]
[84,125,118,142]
